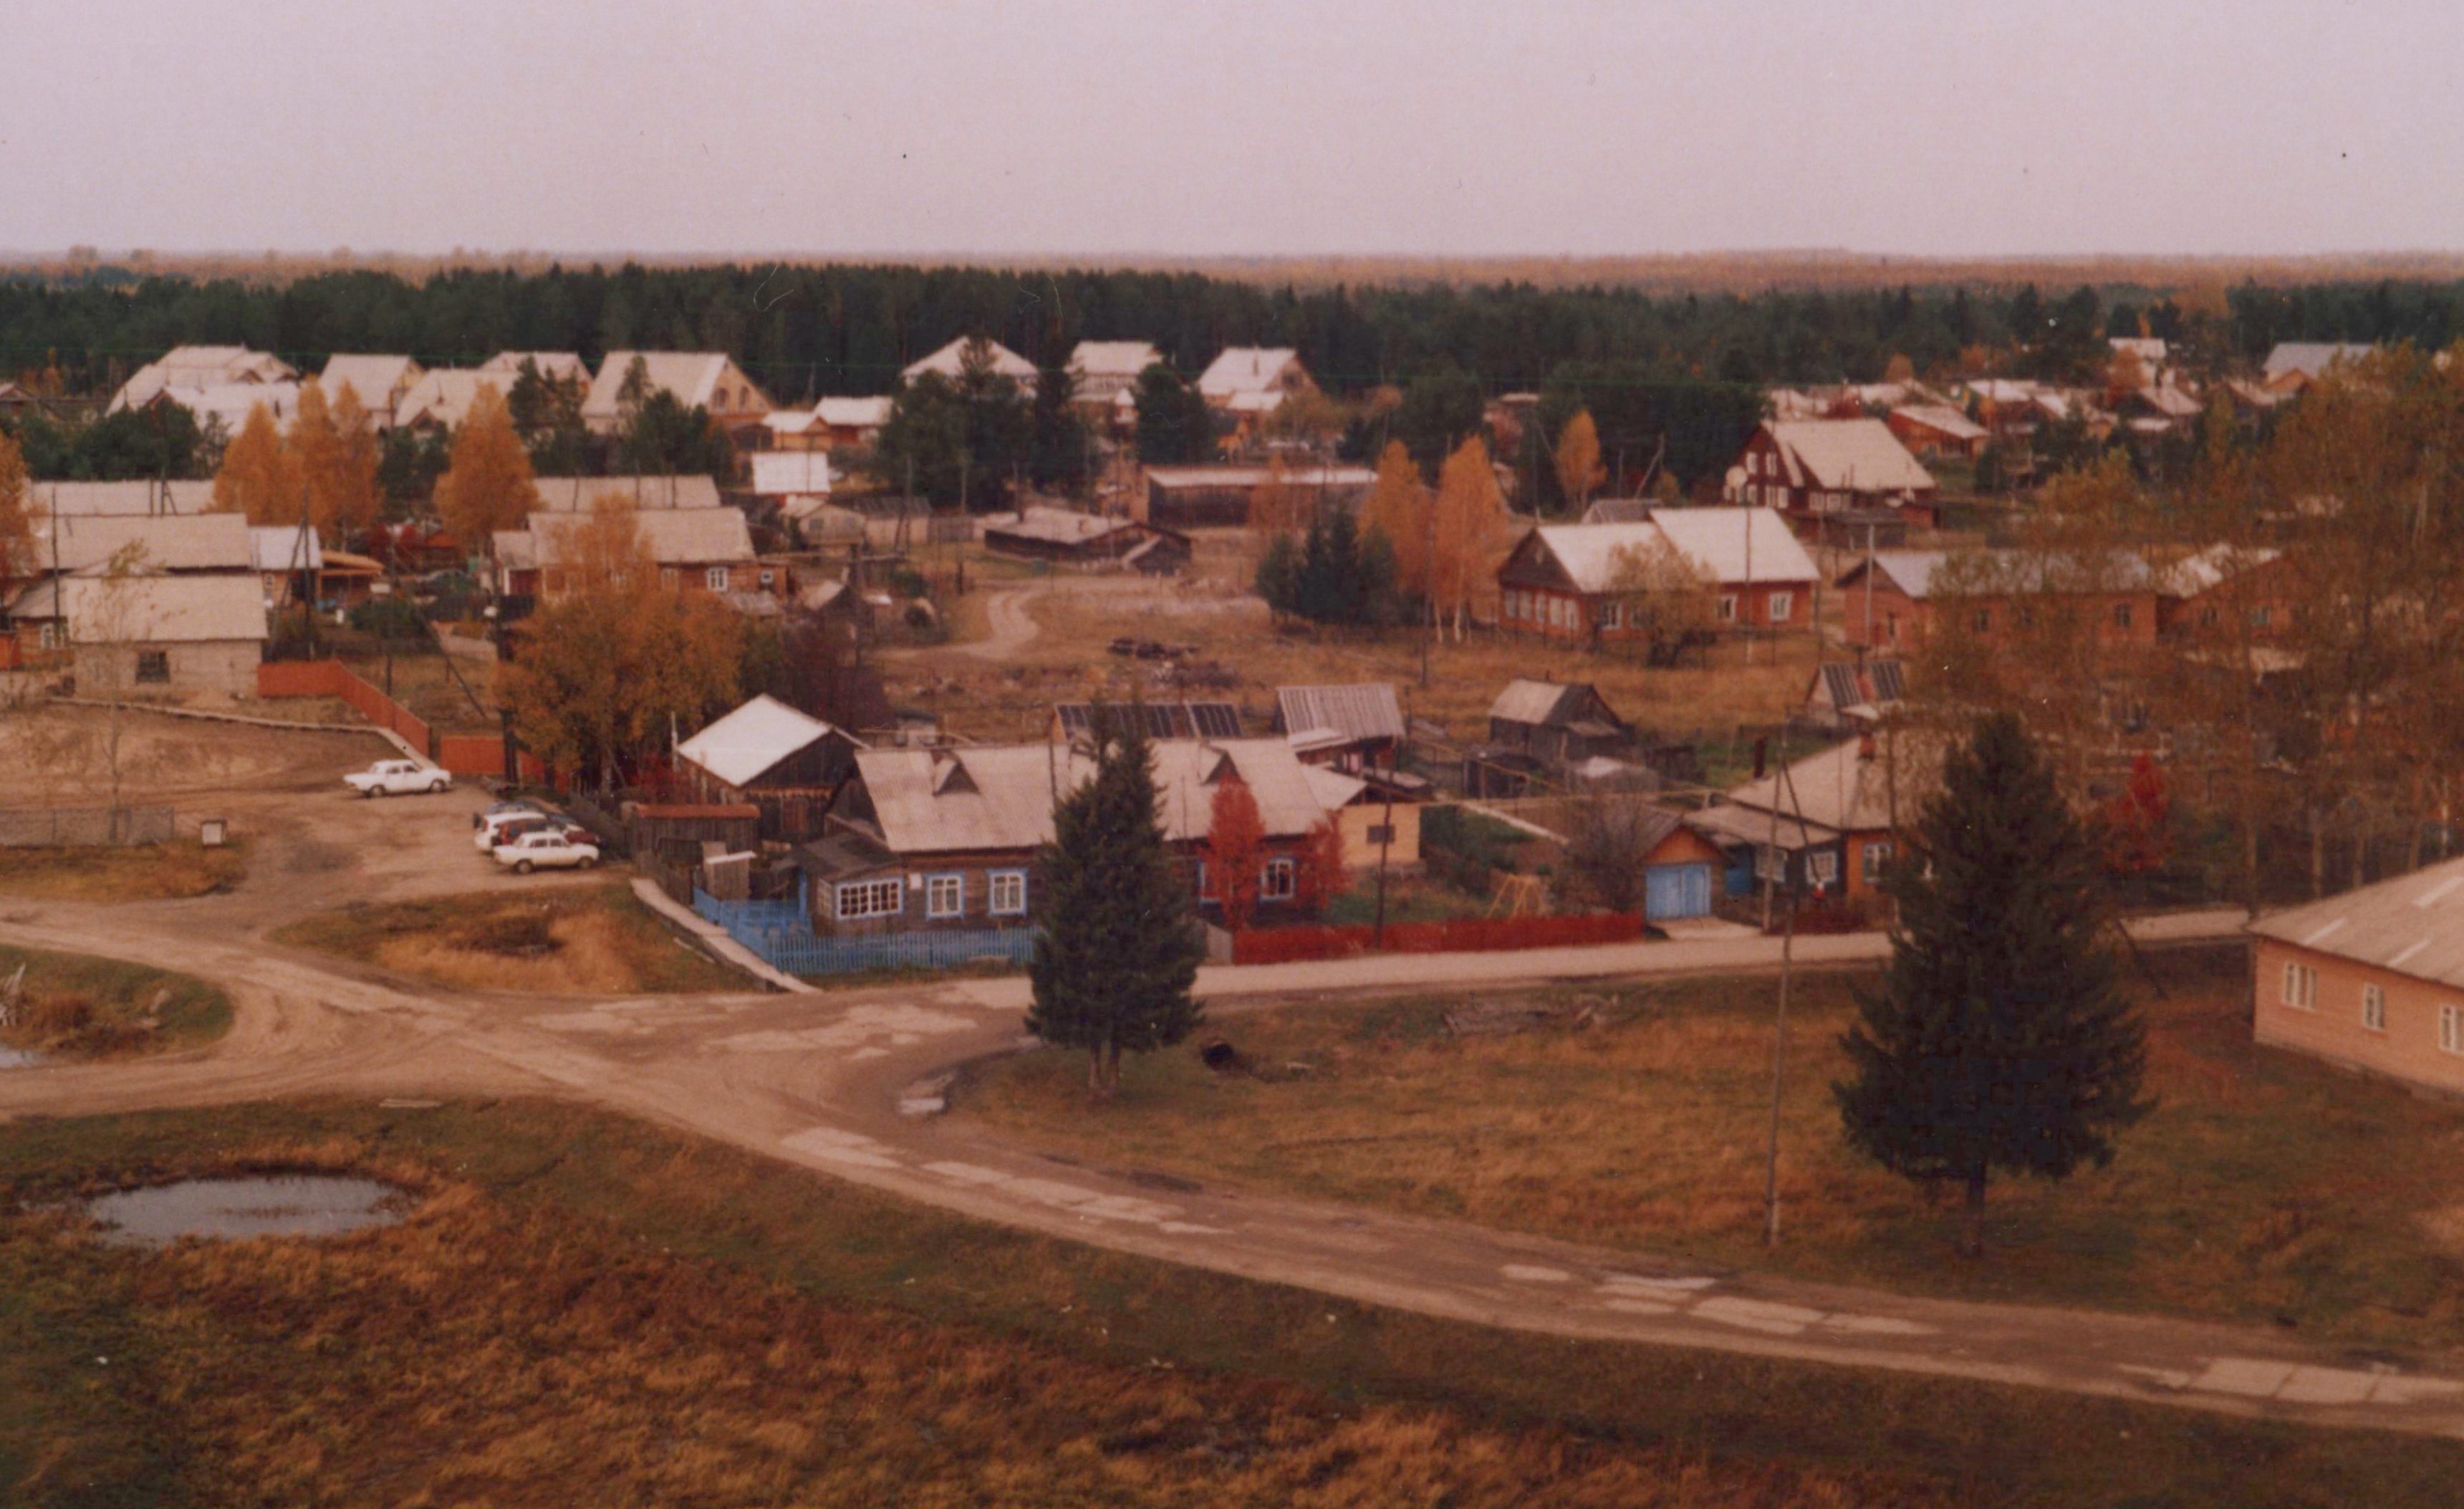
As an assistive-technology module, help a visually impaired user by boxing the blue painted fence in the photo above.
[693,888,1036,977]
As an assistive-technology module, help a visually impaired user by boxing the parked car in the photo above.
[473,798,545,831]
[345,759,451,798]
[493,830,601,874]
[473,808,579,852]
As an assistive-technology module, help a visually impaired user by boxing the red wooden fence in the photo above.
[258,660,432,755]
[1229,912,1644,966]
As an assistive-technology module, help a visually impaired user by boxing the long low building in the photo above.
[1140,465,1375,529]
[5,573,267,696]
[1497,507,1821,639]
[2248,857,2464,1097]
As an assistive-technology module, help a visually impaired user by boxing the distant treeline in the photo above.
[5,264,2464,402]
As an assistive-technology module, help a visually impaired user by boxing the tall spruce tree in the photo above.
[1027,705,1205,1095]
[1833,712,2151,1258]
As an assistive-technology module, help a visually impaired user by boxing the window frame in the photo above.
[834,877,904,921]
[2362,982,2386,1033]
[2442,1003,2464,1056]
[1260,856,1297,901]
[924,872,964,920]
[705,565,731,592]
[1767,590,1793,623]
[2279,961,2316,1011]
[988,869,1027,917]
[1860,839,1892,885]
[1806,849,1839,886]
[2112,602,2135,630]
[1716,594,1738,623]
[134,649,170,685]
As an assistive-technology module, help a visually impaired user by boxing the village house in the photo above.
[768,396,892,451]
[2248,854,2464,1097]
[6,574,268,697]
[1271,683,1405,775]
[1733,420,1938,532]
[249,525,322,606]
[1198,347,1317,410]
[1833,548,2162,653]
[22,511,254,578]
[1294,763,1423,872]
[478,351,589,385]
[982,507,1187,571]
[2153,544,2299,642]
[674,694,868,844]
[1140,464,1375,529]
[1067,341,1163,410]
[392,370,503,434]
[901,337,1039,392]
[1496,507,1821,640]
[107,344,296,415]
[2262,342,2374,394]
[27,479,217,517]
[317,355,425,430]
[1464,679,1633,796]
[1688,728,1943,907]
[531,474,723,512]
[1885,403,1988,460]
[491,506,764,602]
[1802,659,1907,731]
[802,737,1329,935]
[581,352,774,440]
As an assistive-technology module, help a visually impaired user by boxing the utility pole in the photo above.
[1763,746,1811,1248]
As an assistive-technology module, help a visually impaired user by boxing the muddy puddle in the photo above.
[84,1175,406,1247]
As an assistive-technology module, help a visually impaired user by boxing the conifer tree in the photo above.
[1027,707,1205,1096]
[1834,713,2151,1258]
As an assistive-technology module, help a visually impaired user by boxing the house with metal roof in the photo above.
[1068,341,1163,405]
[1140,464,1375,529]
[31,512,254,576]
[107,345,297,415]
[1497,507,1819,642]
[1688,728,1945,907]
[2262,342,2373,392]
[6,574,268,698]
[675,694,867,842]
[1885,402,1988,460]
[581,352,773,437]
[1834,546,2160,654]
[1198,347,1315,408]
[317,355,425,429]
[393,370,503,434]
[1049,701,1243,744]
[1271,683,1405,773]
[492,505,761,601]
[900,337,1039,392]
[805,737,1331,934]
[2249,854,2464,1096]
[1733,419,1938,528]
[478,351,589,385]
[27,480,217,518]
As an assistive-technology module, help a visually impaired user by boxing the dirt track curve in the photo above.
[2,767,2458,1443]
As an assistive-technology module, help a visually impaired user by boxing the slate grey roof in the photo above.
[2250,855,2464,990]
[1274,684,1403,746]
[1488,678,1599,728]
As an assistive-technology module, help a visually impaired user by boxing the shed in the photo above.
[674,694,867,842]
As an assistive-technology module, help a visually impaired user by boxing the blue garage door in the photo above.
[1646,863,1713,920]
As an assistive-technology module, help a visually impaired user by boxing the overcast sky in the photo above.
[3,0,2457,259]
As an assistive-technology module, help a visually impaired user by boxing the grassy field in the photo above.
[2,1099,2453,1508]
[0,944,231,1059]
[273,884,744,994]
[0,843,247,902]
[961,949,2464,1356]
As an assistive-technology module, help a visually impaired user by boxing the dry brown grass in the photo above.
[0,843,247,902]
[963,953,2464,1352]
[0,1133,1922,1508]
[273,885,743,995]
[0,944,231,1059]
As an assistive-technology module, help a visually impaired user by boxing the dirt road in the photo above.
[0,717,2451,1440]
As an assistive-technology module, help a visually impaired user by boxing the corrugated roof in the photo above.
[1720,730,1946,835]
[317,355,422,418]
[393,370,501,431]
[2249,854,2464,990]
[109,346,295,413]
[479,352,589,383]
[676,695,854,788]
[1890,402,1987,440]
[42,512,253,573]
[1275,684,1404,745]
[55,573,268,643]
[528,506,754,568]
[855,736,1327,857]
[1646,507,1820,586]
[248,526,323,573]
[1198,347,1301,400]
[583,352,769,423]
[1069,341,1162,377]
[531,475,722,511]
[1765,419,1936,493]
[1488,678,1592,726]
[1054,703,1242,741]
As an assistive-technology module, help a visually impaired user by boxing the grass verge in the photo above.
[0,843,246,902]
[960,948,2464,1355]
[3,1099,2454,1507]
[0,944,231,1059]
[272,883,745,994]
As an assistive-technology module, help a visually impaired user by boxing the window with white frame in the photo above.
[759,568,776,589]
[1717,594,1738,622]
[38,622,58,650]
[1599,600,1622,630]
[835,878,903,920]
[2362,983,2386,1032]
[1768,591,1793,623]
[925,872,964,919]
[1806,849,1839,886]
[2280,960,2316,1010]
[1861,840,1892,884]
[2443,1003,2464,1056]
[1261,857,1296,900]
[988,870,1027,916]
[706,566,731,592]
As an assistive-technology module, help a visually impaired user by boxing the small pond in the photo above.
[84,1175,407,1247]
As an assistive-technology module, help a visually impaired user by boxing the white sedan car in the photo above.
[493,829,602,874]
[345,759,452,797]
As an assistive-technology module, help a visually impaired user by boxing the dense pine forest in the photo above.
[4,261,2462,402]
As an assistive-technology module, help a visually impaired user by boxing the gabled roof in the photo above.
[1763,419,1937,493]
[39,512,254,574]
[27,480,218,517]
[2248,854,2464,990]
[2263,342,2372,382]
[583,352,770,423]
[901,337,1037,385]
[1301,764,1370,811]
[852,737,1325,856]
[317,355,423,417]
[1836,549,1950,599]
[1198,347,1302,400]
[1645,507,1820,586]
[1579,498,1654,524]
[2157,543,2283,597]
[531,474,721,511]
[986,507,1143,548]
[1890,403,1987,441]
[478,352,589,383]
[1488,678,1617,728]
[749,452,833,498]
[1720,729,1945,836]
[109,346,296,413]
[523,508,754,569]
[1275,684,1403,746]
[50,572,269,643]
[1837,547,2152,600]
[160,382,305,434]
[393,370,503,431]
[1069,341,1162,378]
[815,395,894,428]
[675,695,857,788]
